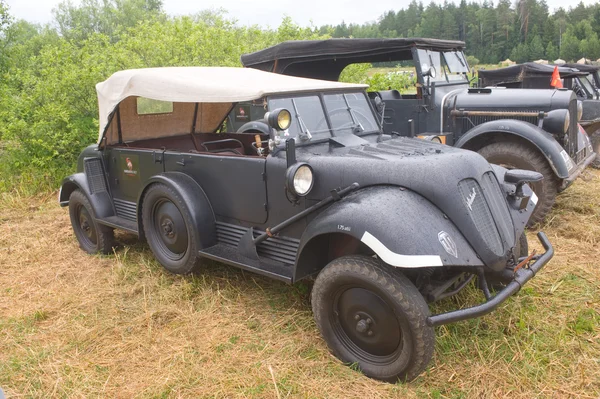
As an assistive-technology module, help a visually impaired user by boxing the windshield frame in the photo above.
[266,89,382,145]
[415,48,470,87]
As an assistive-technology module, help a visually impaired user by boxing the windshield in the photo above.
[578,76,598,99]
[417,49,469,84]
[268,92,379,142]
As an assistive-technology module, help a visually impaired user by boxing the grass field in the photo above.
[1,170,599,398]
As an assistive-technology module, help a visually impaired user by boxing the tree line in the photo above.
[318,0,600,64]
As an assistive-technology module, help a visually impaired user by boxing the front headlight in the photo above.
[286,163,314,197]
[577,100,583,121]
[542,109,570,135]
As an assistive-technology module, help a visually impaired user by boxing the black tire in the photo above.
[142,183,202,274]
[68,189,114,254]
[311,255,434,382]
[478,141,559,226]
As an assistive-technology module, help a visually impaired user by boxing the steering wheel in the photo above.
[315,108,374,132]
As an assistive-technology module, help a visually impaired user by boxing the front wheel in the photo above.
[478,141,559,226]
[68,189,114,254]
[311,255,434,382]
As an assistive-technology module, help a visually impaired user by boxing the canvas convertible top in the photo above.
[559,63,600,73]
[479,62,588,86]
[241,38,466,80]
[96,66,367,142]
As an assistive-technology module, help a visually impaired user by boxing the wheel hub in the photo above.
[335,287,401,357]
[153,200,188,257]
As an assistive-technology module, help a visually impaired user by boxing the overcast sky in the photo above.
[5,0,599,28]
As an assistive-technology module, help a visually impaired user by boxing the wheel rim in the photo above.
[77,204,97,247]
[331,286,403,364]
[151,199,188,261]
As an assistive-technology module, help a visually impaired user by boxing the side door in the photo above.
[163,151,268,224]
[105,147,164,222]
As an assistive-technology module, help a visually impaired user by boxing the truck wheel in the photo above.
[478,142,558,225]
[311,255,434,382]
[142,184,202,274]
[69,189,114,254]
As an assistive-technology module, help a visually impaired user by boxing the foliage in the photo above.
[466,55,479,66]
[0,2,325,194]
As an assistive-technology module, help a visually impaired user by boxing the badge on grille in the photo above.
[438,231,458,258]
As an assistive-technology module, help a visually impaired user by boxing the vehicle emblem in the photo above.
[239,107,245,115]
[438,231,458,258]
[465,187,476,211]
[126,157,133,171]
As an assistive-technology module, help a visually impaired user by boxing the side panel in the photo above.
[455,119,573,179]
[163,152,268,224]
[294,186,483,281]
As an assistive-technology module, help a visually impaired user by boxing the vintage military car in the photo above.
[480,62,600,154]
[241,38,596,224]
[59,67,553,382]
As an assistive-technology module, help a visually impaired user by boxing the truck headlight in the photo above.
[577,100,583,121]
[542,109,570,135]
[286,163,314,197]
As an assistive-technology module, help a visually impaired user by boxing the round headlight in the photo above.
[563,111,570,134]
[286,163,314,197]
[266,108,292,131]
[577,100,583,121]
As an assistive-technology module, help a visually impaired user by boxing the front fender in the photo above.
[456,119,573,179]
[138,172,217,250]
[294,186,483,281]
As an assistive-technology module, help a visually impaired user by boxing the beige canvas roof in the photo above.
[96,67,368,143]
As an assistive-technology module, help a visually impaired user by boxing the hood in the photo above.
[293,136,521,270]
[446,87,575,112]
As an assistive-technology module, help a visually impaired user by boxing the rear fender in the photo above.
[456,119,573,179]
[59,173,114,219]
[294,186,483,281]
[138,172,217,250]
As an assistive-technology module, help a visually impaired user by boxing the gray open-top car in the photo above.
[60,67,553,382]
[241,38,596,225]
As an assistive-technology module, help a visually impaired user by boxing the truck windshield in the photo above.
[578,76,598,99]
[268,92,379,142]
[417,49,469,84]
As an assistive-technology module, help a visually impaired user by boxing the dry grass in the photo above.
[1,172,600,398]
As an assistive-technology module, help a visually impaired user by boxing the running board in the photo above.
[96,216,138,234]
[199,244,292,283]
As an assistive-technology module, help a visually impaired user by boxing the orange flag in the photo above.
[550,66,563,88]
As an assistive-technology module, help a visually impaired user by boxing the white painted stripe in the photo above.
[361,231,444,268]
[530,191,538,206]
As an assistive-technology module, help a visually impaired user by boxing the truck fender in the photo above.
[293,186,483,281]
[138,172,217,250]
[455,119,573,179]
[59,172,115,219]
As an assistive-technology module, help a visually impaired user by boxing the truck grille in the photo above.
[459,109,539,132]
[458,178,504,256]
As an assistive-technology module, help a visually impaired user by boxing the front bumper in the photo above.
[426,231,553,327]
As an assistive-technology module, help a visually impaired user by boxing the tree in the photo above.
[560,30,581,61]
[546,41,558,60]
[529,35,545,59]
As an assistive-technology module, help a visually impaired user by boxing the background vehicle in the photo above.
[59,67,552,382]
[480,62,600,156]
[241,38,596,224]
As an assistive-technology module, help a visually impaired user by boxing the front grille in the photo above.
[84,158,107,194]
[216,222,299,265]
[567,99,578,158]
[459,109,539,132]
[481,172,514,245]
[458,178,503,256]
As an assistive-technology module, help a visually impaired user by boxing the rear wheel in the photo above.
[69,189,114,254]
[311,255,434,382]
[142,184,202,274]
[478,141,558,226]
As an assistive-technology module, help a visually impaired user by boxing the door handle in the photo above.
[153,152,163,164]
